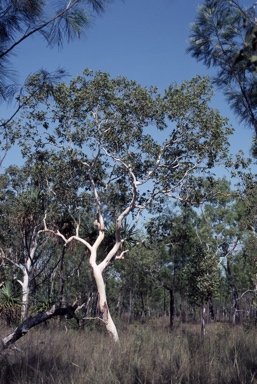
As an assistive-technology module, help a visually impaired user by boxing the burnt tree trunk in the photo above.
[1,304,79,351]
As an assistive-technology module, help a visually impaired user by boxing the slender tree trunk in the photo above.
[232,288,240,325]
[163,287,166,315]
[208,296,215,321]
[225,260,240,325]
[161,284,175,331]
[50,269,57,300]
[86,291,93,317]
[21,274,30,321]
[140,291,146,323]
[58,247,66,306]
[128,289,133,324]
[201,303,206,337]
[18,230,41,321]
[18,266,30,321]
[169,288,175,331]
[116,292,123,320]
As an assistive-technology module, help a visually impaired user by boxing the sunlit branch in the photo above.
[42,214,92,251]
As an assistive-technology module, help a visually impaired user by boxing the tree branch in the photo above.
[1,303,79,351]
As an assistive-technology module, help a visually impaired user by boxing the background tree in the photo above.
[0,151,105,322]
[0,164,59,320]
[192,175,257,325]
[145,204,199,329]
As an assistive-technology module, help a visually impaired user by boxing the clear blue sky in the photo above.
[2,0,255,172]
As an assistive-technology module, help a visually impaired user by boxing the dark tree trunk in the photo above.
[1,303,79,350]
[128,289,133,324]
[140,291,146,323]
[169,288,175,331]
[208,296,215,321]
[162,284,175,331]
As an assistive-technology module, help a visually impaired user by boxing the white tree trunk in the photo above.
[43,204,121,342]
[201,303,206,337]
[91,261,119,342]
[17,266,30,321]
[17,232,39,321]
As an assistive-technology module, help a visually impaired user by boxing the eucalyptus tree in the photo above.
[191,176,257,325]
[146,178,244,332]
[229,172,257,318]
[145,204,199,329]
[0,151,104,322]
[187,178,239,325]
[0,163,62,320]
[188,0,257,141]
[3,70,232,345]
[112,241,163,324]
[146,198,223,333]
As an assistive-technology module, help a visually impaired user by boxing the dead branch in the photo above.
[1,303,79,351]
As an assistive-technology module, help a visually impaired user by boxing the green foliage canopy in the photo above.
[12,70,233,231]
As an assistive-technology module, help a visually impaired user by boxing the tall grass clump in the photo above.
[1,319,257,383]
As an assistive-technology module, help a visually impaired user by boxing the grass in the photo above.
[1,318,257,383]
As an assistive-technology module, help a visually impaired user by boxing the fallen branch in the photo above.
[1,303,79,351]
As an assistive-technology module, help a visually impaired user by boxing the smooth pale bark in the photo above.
[88,236,119,341]
[91,264,119,341]
[6,228,45,321]
[41,133,185,342]
[201,303,206,337]
[17,264,30,321]
[43,215,121,342]
[225,259,240,325]
[4,253,33,321]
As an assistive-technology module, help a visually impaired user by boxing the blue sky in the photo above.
[2,0,255,172]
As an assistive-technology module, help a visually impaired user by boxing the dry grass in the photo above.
[1,318,257,383]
